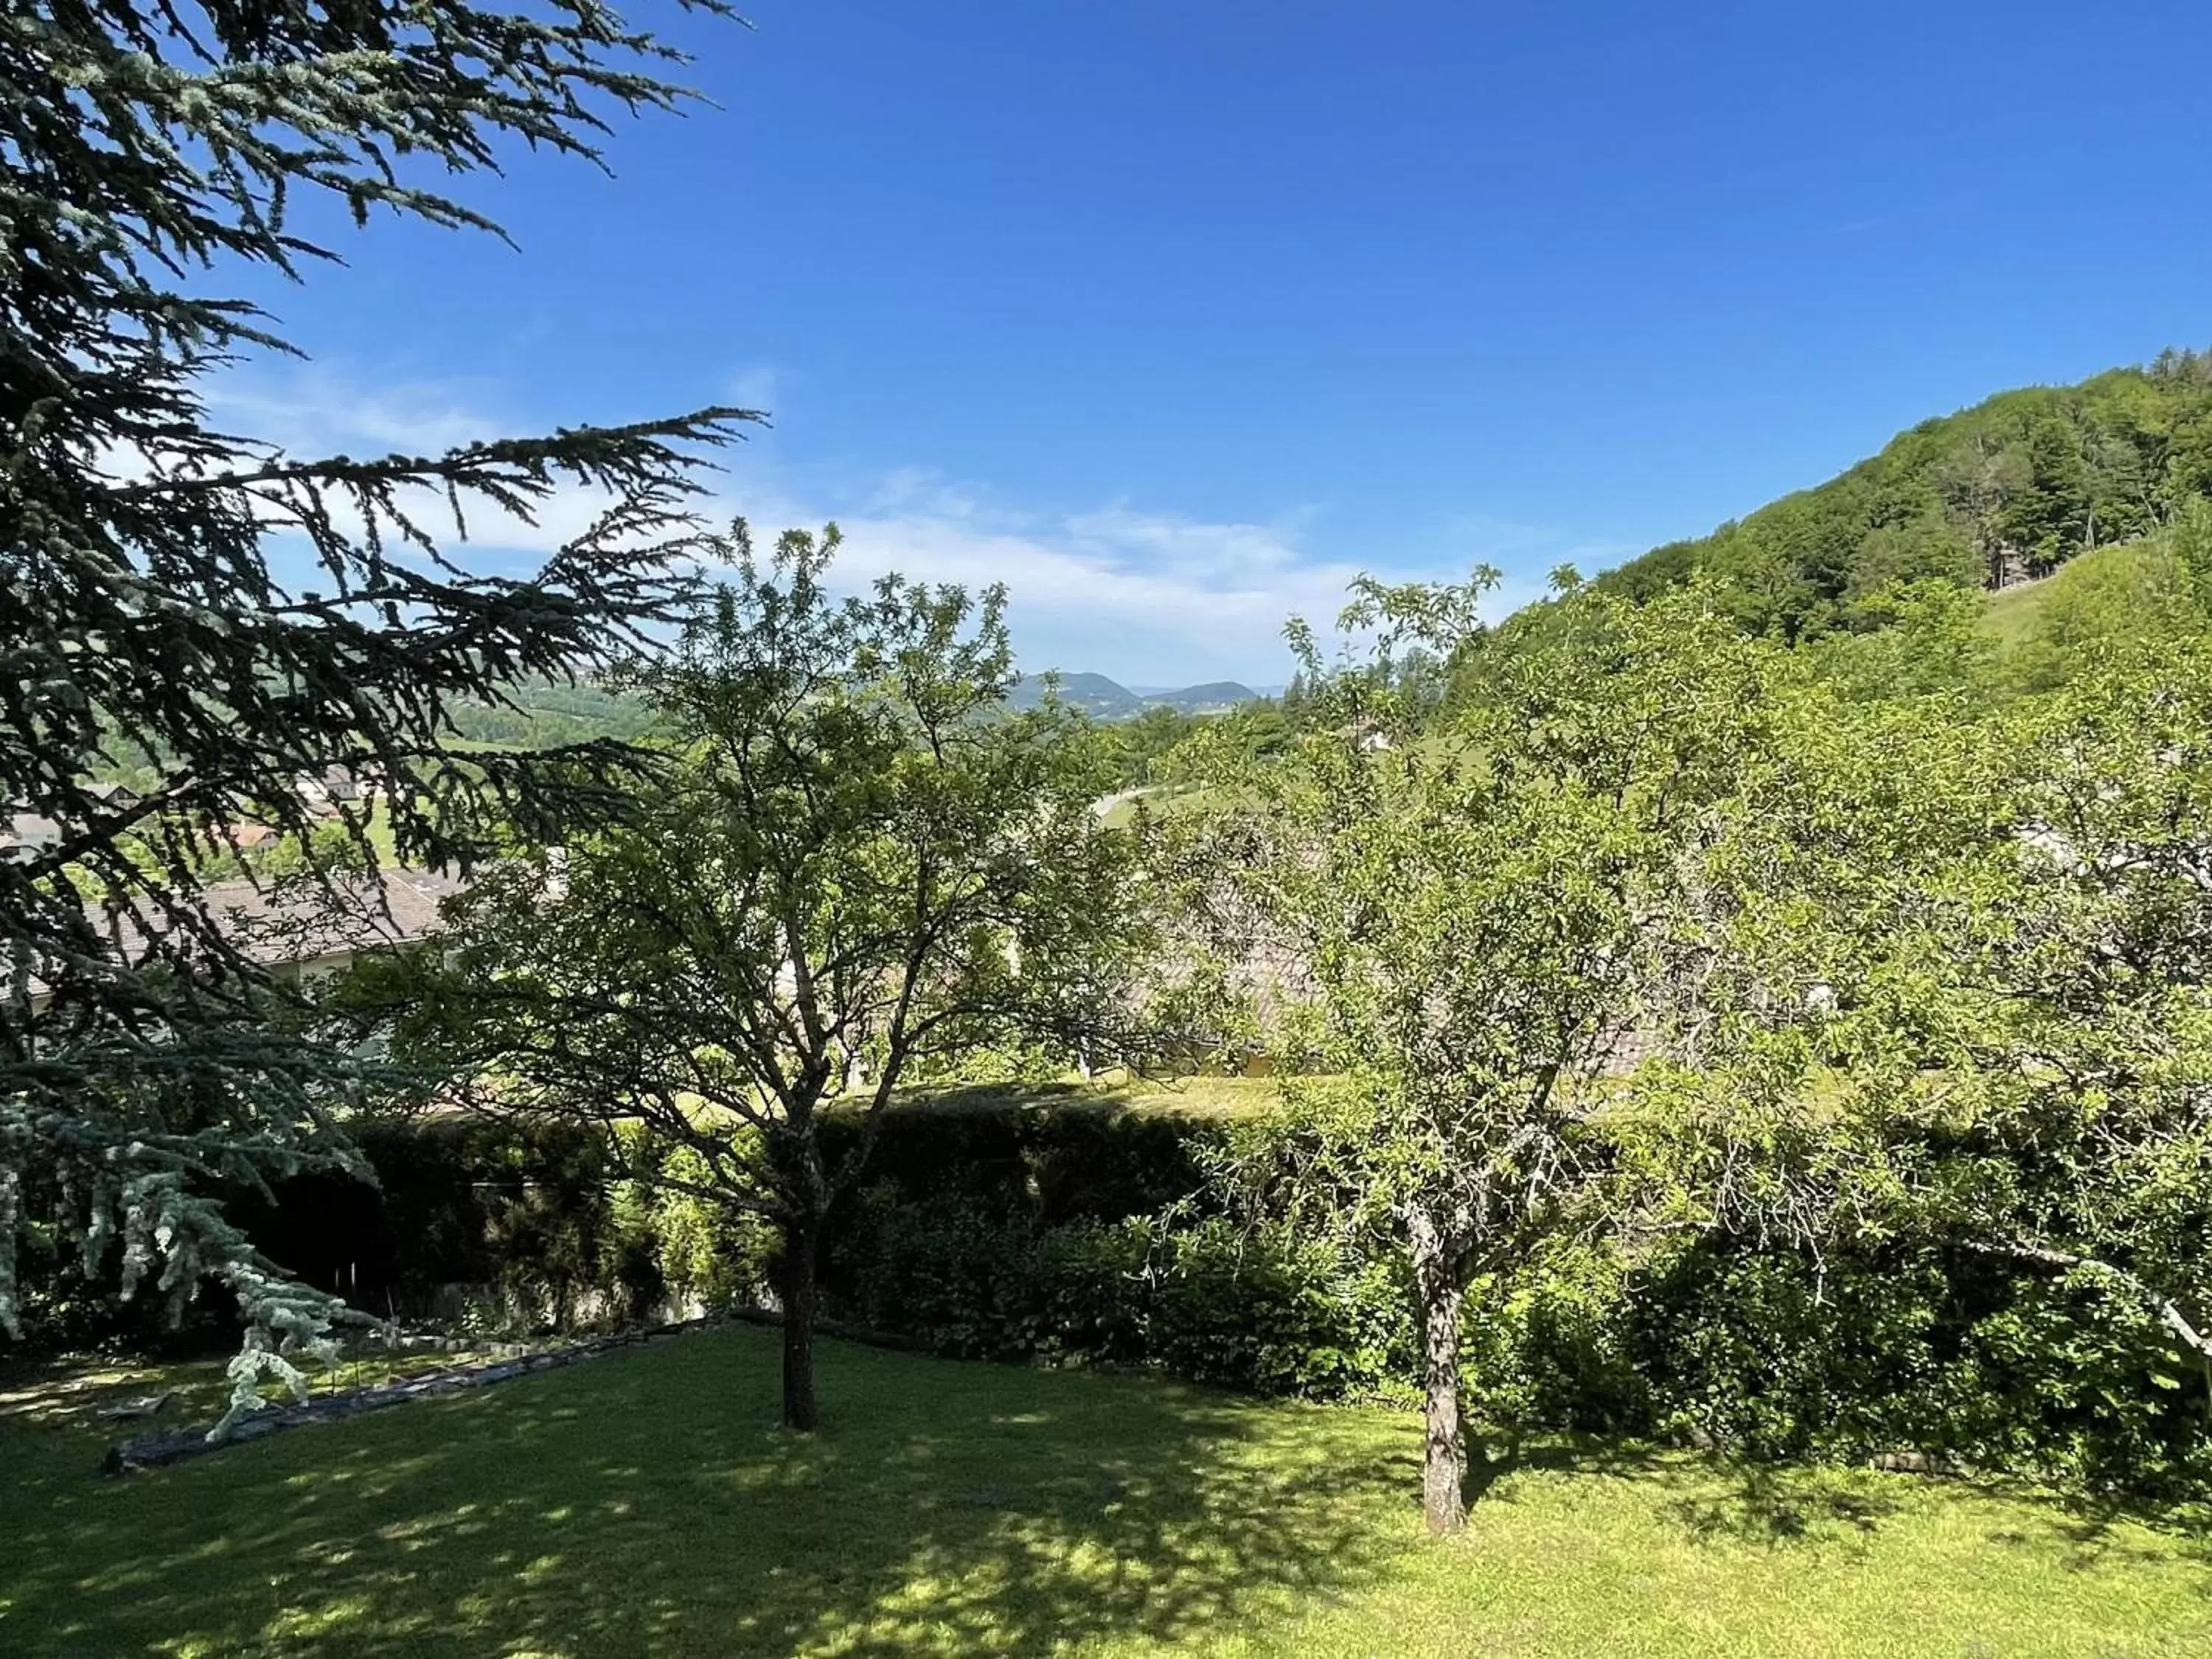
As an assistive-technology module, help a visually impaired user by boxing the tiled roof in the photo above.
[193,868,467,964]
[24,868,467,1005]
[85,868,468,972]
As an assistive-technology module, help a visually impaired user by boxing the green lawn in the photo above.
[881,1072,1278,1119]
[4,1329,2207,1658]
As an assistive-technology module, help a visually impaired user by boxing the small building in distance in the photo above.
[295,766,383,815]
[83,781,144,813]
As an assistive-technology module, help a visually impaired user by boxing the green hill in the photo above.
[1600,348,2212,639]
[445,678,658,748]
[1008,675,1266,720]
[1009,672,1147,718]
[456,672,1267,743]
[1143,681,1262,714]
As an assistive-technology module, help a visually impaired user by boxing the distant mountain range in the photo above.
[445,672,1270,749]
[1008,673,1265,720]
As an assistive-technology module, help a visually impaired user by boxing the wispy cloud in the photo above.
[205,367,1591,684]
[722,364,783,420]
[807,487,1377,682]
[209,372,502,459]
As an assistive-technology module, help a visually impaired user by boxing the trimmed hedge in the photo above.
[39,1101,2211,1493]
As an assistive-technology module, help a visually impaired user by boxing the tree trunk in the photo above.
[1410,1212,1467,1536]
[780,1216,820,1433]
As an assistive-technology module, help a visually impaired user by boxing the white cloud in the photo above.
[815,493,1373,681]
[201,366,1587,684]
[209,373,498,459]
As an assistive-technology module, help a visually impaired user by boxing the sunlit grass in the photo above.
[4,1327,2206,1657]
[0,1344,464,1436]
[1981,574,2053,646]
[884,1071,1279,1119]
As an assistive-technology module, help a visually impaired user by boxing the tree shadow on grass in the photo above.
[1472,1436,1914,1549]
[1,1329,1422,1658]
[1463,1434,1886,1547]
[1467,1432,2212,1571]
[1972,1481,2212,1578]
[1660,1463,1903,1546]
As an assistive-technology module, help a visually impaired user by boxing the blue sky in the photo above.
[228,0,2212,684]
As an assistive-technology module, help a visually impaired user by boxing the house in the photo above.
[187,867,465,984]
[296,766,380,813]
[84,781,144,812]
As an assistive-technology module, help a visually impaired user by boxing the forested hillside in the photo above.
[442,678,661,748]
[1008,673,1265,719]
[1601,348,2212,637]
[1007,672,1147,719]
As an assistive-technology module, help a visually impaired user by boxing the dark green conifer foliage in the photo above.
[1,0,751,1416]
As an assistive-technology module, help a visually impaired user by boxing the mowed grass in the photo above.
[883,1071,1278,1119]
[4,1329,2208,1658]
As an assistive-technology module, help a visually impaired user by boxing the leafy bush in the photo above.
[1610,1240,2212,1494]
[825,1195,1411,1397]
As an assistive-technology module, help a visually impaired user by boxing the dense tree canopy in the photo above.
[1181,573,1784,1532]
[1666,627,2212,1386]
[1601,529,2212,1480]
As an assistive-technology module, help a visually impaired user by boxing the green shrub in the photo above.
[822,1195,1409,1397]
[1148,1221,1408,1396]
[1608,1239,2212,1493]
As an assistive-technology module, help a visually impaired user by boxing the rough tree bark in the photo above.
[1409,1209,1469,1536]
[780,1216,821,1433]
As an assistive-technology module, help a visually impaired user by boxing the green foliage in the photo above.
[1,0,751,1420]
[1599,355,2212,636]
[833,1199,1411,1398]
[1597,1239,2212,1494]
[1803,579,2004,701]
[2005,536,2194,691]
[1611,597,2212,1488]
[1105,703,1206,784]
[1457,1240,1643,1435]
